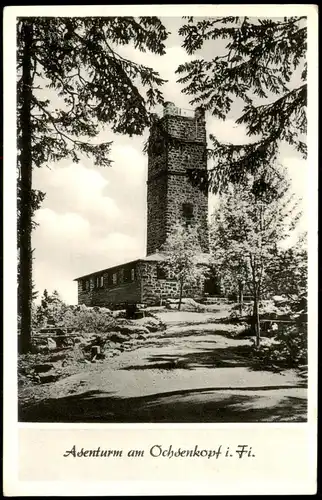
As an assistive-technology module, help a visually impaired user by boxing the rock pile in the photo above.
[19,313,166,386]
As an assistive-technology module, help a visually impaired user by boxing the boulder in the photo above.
[47,338,57,350]
[250,337,280,347]
[165,298,206,312]
[115,318,131,326]
[73,336,84,344]
[137,334,147,340]
[112,310,126,319]
[34,363,54,374]
[48,353,66,362]
[117,324,150,336]
[110,350,120,357]
[99,307,112,314]
[38,371,60,384]
[109,332,130,343]
[272,295,288,305]
[133,316,164,332]
[33,344,49,354]
[89,334,107,347]
[105,341,119,350]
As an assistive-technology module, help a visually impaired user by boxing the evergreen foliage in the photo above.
[17,16,168,352]
[177,16,307,193]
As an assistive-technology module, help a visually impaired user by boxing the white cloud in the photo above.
[207,117,258,145]
[110,144,146,186]
[33,163,121,224]
[33,208,145,304]
[35,208,91,240]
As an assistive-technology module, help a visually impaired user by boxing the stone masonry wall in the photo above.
[166,174,209,251]
[146,112,208,255]
[164,114,206,144]
[139,261,180,305]
[139,261,205,306]
[146,175,168,255]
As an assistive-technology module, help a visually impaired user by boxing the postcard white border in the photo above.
[3,4,318,496]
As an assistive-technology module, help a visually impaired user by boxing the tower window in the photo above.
[182,203,194,226]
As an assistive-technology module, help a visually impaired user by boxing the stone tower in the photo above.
[146,102,209,255]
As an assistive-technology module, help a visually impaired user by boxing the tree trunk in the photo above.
[18,21,33,354]
[238,281,244,315]
[178,280,184,311]
[253,292,261,347]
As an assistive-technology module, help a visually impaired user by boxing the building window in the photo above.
[123,267,135,283]
[112,273,117,285]
[85,280,90,291]
[81,280,86,291]
[182,203,194,227]
[118,268,124,284]
[100,276,104,288]
[157,266,166,280]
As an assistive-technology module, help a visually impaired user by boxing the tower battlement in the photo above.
[162,101,201,119]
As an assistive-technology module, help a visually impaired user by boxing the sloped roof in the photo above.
[74,252,210,281]
[73,253,165,281]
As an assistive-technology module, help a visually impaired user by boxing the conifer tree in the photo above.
[17,16,168,352]
[177,16,307,193]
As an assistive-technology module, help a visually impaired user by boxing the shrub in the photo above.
[250,323,307,369]
[59,304,116,333]
[33,293,116,334]
[231,299,291,318]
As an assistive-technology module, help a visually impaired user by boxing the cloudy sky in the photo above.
[31,17,308,304]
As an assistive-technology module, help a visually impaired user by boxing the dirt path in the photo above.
[19,312,307,423]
